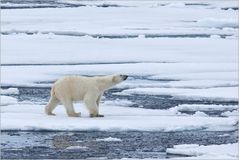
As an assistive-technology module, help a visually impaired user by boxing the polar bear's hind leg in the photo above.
[45,96,59,116]
[62,100,81,117]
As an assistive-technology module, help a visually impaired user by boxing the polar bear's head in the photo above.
[112,74,128,84]
[98,74,128,91]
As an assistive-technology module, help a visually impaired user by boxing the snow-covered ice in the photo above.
[2,3,238,35]
[1,96,18,106]
[1,102,237,131]
[66,146,88,150]
[0,88,19,95]
[221,110,239,117]
[172,104,238,112]
[192,111,208,117]
[96,137,122,142]
[116,87,238,101]
[166,143,238,159]
[103,99,135,107]
[2,34,238,65]
[196,18,238,28]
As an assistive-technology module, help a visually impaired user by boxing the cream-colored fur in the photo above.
[45,74,128,117]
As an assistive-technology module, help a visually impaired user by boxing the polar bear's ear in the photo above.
[112,75,121,83]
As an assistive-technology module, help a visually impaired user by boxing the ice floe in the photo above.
[175,104,238,112]
[1,96,18,106]
[103,99,135,107]
[96,137,122,142]
[0,88,19,95]
[1,103,237,131]
[66,146,88,150]
[166,143,238,159]
[221,110,239,117]
[196,18,238,28]
[116,87,238,101]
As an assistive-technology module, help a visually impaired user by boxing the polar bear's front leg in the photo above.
[96,94,103,107]
[95,94,104,117]
[84,94,104,117]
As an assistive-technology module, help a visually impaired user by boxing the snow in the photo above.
[2,3,237,35]
[0,88,19,95]
[221,110,239,117]
[210,34,221,39]
[149,72,237,81]
[169,104,238,117]
[1,96,18,106]
[66,146,88,150]
[2,34,238,65]
[116,87,238,101]
[175,104,238,112]
[193,111,208,117]
[196,18,238,28]
[96,137,122,142]
[103,99,135,107]
[173,144,199,149]
[118,79,238,89]
[166,143,238,159]
[1,102,237,131]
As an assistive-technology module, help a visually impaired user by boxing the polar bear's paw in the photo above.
[68,112,81,117]
[48,112,56,116]
[45,107,56,116]
[97,114,104,117]
[90,114,104,118]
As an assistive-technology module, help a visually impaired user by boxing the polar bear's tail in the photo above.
[51,86,56,97]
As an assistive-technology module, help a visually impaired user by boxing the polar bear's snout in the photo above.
[121,75,128,80]
[113,74,128,83]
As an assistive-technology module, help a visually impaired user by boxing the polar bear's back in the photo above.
[52,76,97,101]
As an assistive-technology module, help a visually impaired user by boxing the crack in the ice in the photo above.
[1,61,177,66]
[1,30,233,39]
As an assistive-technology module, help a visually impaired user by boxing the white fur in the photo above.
[45,74,127,117]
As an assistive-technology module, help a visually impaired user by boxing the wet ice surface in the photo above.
[1,131,238,159]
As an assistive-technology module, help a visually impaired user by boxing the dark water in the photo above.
[1,131,238,159]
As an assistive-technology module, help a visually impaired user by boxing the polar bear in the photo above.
[45,74,128,117]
